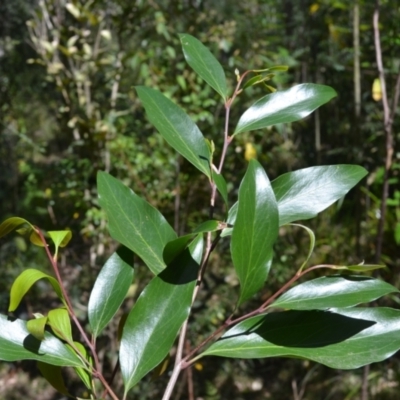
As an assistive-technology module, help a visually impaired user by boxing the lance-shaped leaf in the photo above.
[212,170,228,206]
[97,172,176,274]
[9,269,64,312]
[88,246,134,338]
[37,362,71,397]
[234,84,337,135]
[179,33,228,100]
[271,276,399,310]
[120,235,203,394]
[0,315,85,367]
[200,307,400,369]
[0,216,43,246]
[231,160,279,305]
[272,165,367,226]
[136,86,211,178]
[47,308,73,343]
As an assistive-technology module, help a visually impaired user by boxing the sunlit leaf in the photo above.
[271,276,399,310]
[97,172,176,274]
[179,33,228,100]
[231,159,279,304]
[272,165,367,226]
[47,308,73,343]
[120,235,203,394]
[9,269,64,312]
[234,84,337,135]
[0,315,85,367]
[88,246,134,338]
[200,307,400,369]
[135,86,211,178]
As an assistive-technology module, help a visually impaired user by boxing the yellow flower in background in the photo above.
[372,78,382,101]
[244,142,257,161]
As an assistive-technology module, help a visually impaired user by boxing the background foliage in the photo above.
[0,0,399,399]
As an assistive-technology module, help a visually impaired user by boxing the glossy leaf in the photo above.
[37,362,70,396]
[0,315,85,367]
[136,86,211,177]
[97,172,176,274]
[9,269,64,312]
[234,84,337,135]
[88,246,134,338]
[272,276,399,310]
[120,235,203,394]
[47,308,73,343]
[201,308,400,369]
[179,33,228,100]
[231,159,279,304]
[272,165,368,226]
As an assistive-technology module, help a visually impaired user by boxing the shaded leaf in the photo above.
[234,84,337,135]
[120,235,203,394]
[9,269,64,312]
[212,170,228,206]
[272,276,398,310]
[0,315,85,367]
[136,86,211,177]
[179,33,228,100]
[272,165,367,226]
[231,160,279,304]
[37,362,71,397]
[201,308,400,369]
[88,246,134,338]
[97,172,176,274]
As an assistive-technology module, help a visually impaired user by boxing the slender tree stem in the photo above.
[36,228,119,400]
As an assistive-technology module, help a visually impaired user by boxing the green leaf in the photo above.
[179,33,228,100]
[345,264,386,272]
[0,315,85,367]
[27,316,48,341]
[290,223,315,272]
[135,86,211,178]
[193,220,220,234]
[231,160,279,304]
[48,231,72,259]
[47,308,73,343]
[200,308,400,369]
[88,246,134,338]
[271,276,399,310]
[9,269,64,312]
[97,172,177,274]
[0,217,43,246]
[272,165,368,226]
[221,202,237,237]
[212,170,228,206]
[120,235,203,394]
[71,342,92,390]
[37,362,71,397]
[234,84,337,135]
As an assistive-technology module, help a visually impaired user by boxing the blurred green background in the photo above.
[1,0,400,399]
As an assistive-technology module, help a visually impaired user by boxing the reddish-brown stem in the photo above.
[35,228,119,400]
